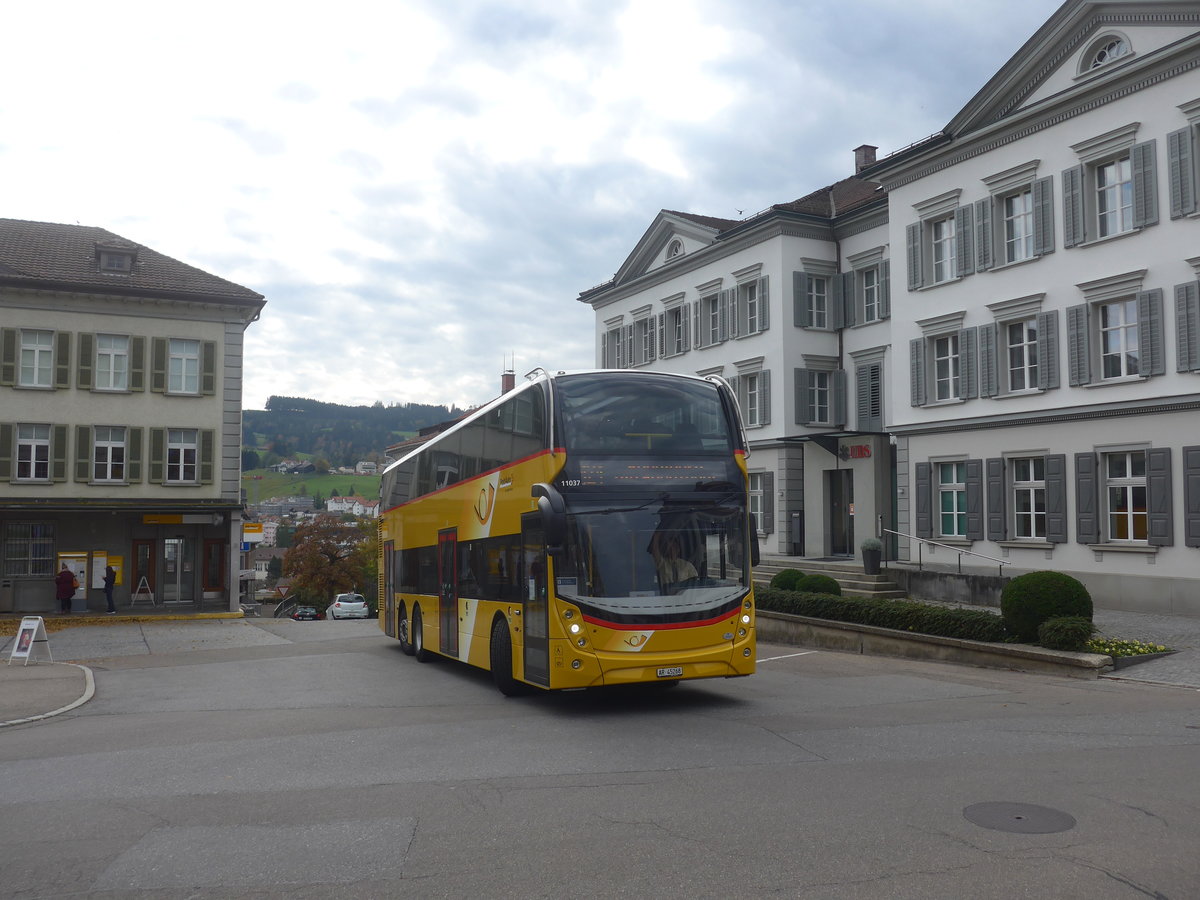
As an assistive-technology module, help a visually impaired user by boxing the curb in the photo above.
[758,610,1113,678]
[0,611,245,637]
[0,663,96,728]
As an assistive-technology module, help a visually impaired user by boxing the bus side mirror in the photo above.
[748,514,761,567]
[532,483,566,555]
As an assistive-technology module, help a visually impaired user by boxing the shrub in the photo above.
[1038,616,1096,651]
[861,537,882,551]
[1001,571,1092,643]
[795,573,841,596]
[769,569,805,591]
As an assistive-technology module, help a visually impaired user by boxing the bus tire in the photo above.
[397,602,414,656]
[490,616,523,697]
[413,606,432,663]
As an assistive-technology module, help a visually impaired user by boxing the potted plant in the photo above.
[861,537,883,575]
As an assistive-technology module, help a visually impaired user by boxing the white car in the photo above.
[327,593,370,619]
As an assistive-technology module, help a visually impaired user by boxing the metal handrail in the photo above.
[877,516,1009,577]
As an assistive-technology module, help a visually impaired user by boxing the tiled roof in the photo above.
[772,175,884,218]
[0,217,264,304]
[661,210,743,232]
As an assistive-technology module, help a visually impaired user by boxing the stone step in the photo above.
[754,555,906,600]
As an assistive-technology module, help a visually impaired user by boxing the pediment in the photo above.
[945,1,1200,139]
[612,210,728,286]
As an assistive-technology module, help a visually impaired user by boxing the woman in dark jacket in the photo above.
[55,563,76,614]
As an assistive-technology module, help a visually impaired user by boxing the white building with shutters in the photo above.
[0,219,265,614]
[582,0,1200,615]
[579,160,896,560]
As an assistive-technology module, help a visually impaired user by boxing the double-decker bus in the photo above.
[377,369,757,694]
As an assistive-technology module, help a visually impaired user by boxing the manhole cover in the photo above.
[963,802,1076,834]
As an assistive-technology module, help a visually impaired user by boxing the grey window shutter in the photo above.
[1037,310,1060,390]
[721,289,735,341]
[54,331,71,389]
[130,336,146,391]
[965,458,984,540]
[127,426,143,483]
[878,260,891,320]
[725,289,739,339]
[1177,281,1200,372]
[986,457,1006,541]
[1045,453,1068,544]
[201,341,217,394]
[200,430,215,484]
[0,423,12,481]
[974,198,993,272]
[841,271,857,328]
[693,303,703,349]
[832,368,847,428]
[794,272,812,327]
[909,337,926,407]
[1137,288,1165,377]
[1131,139,1159,229]
[978,323,998,398]
[657,314,665,358]
[1062,164,1085,248]
[1167,127,1197,218]
[1032,175,1055,256]
[858,364,882,432]
[759,370,771,425]
[77,332,94,391]
[915,462,933,539]
[959,327,978,399]
[0,328,14,386]
[830,272,845,330]
[954,204,975,277]
[1075,451,1099,544]
[1067,303,1091,386]
[75,425,91,483]
[51,424,68,482]
[796,368,812,424]
[758,276,770,331]
[1184,445,1200,548]
[682,308,691,352]
[626,323,636,366]
[762,471,775,535]
[906,222,923,290]
[727,375,740,417]
[150,427,165,484]
[1147,447,1173,547]
[151,337,167,393]
[599,332,607,367]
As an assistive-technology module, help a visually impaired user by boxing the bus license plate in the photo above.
[656,666,683,678]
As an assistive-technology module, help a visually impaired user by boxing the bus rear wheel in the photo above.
[490,617,523,697]
[397,602,414,656]
[413,606,431,663]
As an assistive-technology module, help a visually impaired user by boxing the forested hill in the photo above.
[243,396,464,467]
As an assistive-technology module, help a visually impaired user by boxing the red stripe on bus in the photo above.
[580,608,739,631]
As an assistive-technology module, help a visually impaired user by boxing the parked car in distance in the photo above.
[327,593,369,619]
[290,606,323,621]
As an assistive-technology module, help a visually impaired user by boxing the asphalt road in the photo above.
[1,619,1198,898]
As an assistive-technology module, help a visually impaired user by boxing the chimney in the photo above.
[854,144,877,174]
[501,370,516,394]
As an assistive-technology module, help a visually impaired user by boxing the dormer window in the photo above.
[1081,33,1131,74]
[99,251,133,273]
[666,239,683,259]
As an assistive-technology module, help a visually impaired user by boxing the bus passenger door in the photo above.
[522,514,549,687]
[438,529,459,658]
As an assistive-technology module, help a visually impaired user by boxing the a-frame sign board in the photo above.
[7,616,53,666]
[130,576,156,607]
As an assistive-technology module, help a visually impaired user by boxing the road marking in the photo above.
[758,651,818,662]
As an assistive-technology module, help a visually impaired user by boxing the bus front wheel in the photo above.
[413,606,432,663]
[490,617,523,697]
[397,602,414,656]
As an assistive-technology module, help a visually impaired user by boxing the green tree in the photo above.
[242,449,261,471]
[266,556,283,584]
[282,515,372,605]
[275,526,295,549]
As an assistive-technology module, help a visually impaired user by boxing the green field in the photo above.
[242,469,382,507]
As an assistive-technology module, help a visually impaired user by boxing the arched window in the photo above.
[1081,33,1131,73]
[666,239,683,259]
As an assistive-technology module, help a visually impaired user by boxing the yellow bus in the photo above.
[377,369,757,695]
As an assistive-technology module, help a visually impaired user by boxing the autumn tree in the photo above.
[282,515,371,606]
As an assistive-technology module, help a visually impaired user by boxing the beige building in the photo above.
[1,219,265,614]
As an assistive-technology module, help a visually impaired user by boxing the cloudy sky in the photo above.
[2,0,1061,412]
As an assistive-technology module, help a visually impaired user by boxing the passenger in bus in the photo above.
[653,535,697,589]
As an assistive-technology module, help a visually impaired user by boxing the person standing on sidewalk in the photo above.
[103,565,117,614]
[55,563,76,614]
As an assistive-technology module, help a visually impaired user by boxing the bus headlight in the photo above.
[741,614,751,624]
[569,622,581,634]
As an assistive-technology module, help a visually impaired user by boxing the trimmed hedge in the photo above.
[1001,571,1092,643]
[795,573,841,596]
[1038,616,1095,651]
[769,569,805,591]
[757,586,1007,643]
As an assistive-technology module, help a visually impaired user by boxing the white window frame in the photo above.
[1095,155,1134,238]
[748,472,765,536]
[19,329,54,388]
[92,426,127,483]
[1104,449,1147,542]
[933,333,960,401]
[1011,456,1046,539]
[1003,188,1035,263]
[168,338,201,394]
[16,424,51,482]
[930,216,956,284]
[666,306,687,357]
[95,333,130,391]
[1098,297,1139,379]
[938,461,968,538]
[166,428,199,484]
[703,294,721,346]
[861,267,880,323]
[808,276,828,329]
[808,370,831,425]
[1006,318,1039,392]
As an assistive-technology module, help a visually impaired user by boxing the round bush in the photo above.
[795,573,841,596]
[1037,616,1095,651]
[769,569,805,591]
[1001,571,1092,642]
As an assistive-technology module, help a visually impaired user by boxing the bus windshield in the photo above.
[556,372,735,455]
[555,495,749,625]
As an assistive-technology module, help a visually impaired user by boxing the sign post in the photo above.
[7,616,52,666]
